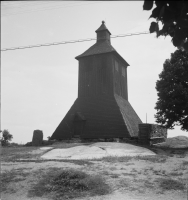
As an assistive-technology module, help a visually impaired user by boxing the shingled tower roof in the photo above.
[95,20,111,35]
[75,21,129,66]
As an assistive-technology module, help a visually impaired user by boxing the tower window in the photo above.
[122,67,125,77]
[115,61,119,71]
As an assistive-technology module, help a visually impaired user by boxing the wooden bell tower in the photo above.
[51,21,142,140]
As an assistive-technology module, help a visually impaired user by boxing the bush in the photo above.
[9,142,19,147]
[42,140,54,146]
[1,130,13,146]
[28,168,111,199]
[158,178,185,191]
[25,142,32,146]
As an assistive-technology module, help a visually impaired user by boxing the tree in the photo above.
[143,1,188,51]
[1,129,13,146]
[155,49,188,131]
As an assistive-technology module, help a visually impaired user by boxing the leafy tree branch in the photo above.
[155,49,188,131]
[143,0,188,51]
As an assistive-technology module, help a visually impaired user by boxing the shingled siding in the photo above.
[52,22,142,141]
[78,54,114,98]
[115,94,142,137]
[113,56,128,100]
[51,95,131,140]
[138,124,167,145]
[51,53,142,140]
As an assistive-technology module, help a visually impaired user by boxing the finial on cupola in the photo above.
[95,21,111,43]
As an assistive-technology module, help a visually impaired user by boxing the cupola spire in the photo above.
[95,21,111,43]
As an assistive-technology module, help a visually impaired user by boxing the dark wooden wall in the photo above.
[78,53,128,101]
[78,54,114,98]
[112,56,128,100]
[51,52,141,140]
[51,95,131,140]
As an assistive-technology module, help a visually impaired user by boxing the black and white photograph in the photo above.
[1,1,188,200]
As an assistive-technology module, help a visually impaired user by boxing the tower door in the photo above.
[73,112,86,138]
[73,120,84,137]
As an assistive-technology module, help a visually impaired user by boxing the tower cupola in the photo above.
[95,21,111,43]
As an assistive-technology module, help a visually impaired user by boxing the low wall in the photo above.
[138,124,167,145]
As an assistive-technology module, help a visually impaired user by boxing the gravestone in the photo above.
[32,130,43,146]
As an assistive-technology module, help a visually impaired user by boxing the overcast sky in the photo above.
[1,1,186,144]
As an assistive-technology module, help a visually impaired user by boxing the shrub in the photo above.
[135,155,167,163]
[28,168,111,199]
[42,140,53,146]
[1,130,13,146]
[25,142,32,146]
[157,178,185,191]
[9,142,19,147]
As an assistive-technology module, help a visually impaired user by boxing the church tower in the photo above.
[51,21,142,140]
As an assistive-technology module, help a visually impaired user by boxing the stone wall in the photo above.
[150,124,167,138]
[138,124,167,145]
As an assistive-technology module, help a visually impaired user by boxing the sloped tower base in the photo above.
[51,95,142,140]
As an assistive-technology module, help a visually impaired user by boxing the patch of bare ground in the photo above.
[1,145,188,200]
